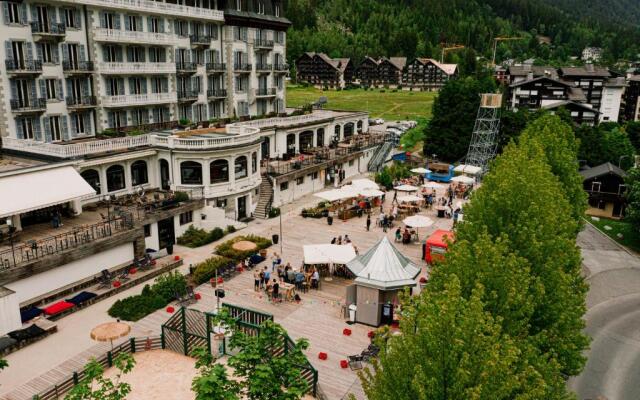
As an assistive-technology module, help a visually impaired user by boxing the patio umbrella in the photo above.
[91,321,131,350]
[411,167,431,174]
[422,182,444,189]
[394,184,419,192]
[402,215,434,241]
[451,175,475,184]
[398,195,423,203]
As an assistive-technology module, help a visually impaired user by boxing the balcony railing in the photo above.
[234,63,252,72]
[102,92,177,107]
[207,89,227,98]
[256,63,272,71]
[6,59,43,74]
[254,38,274,49]
[66,96,97,108]
[177,90,199,101]
[254,87,276,97]
[62,61,95,73]
[205,62,226,72]
[30,21,66,38]
[62,0,224,21]
[274,63,289,72]
[189,34,211,46]
[94,28,176,45]
[98,61,176,74]
[10,98,47,113]
[176,61,197,73]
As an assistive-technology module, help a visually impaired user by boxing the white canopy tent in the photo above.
[349,178,380,190]
[0,166,96,219]
[398,195,423,203]
[410,167,431,174]
[454,164,482,175]
[358,188,385,198]
[393,184,419,192]
[422,182,445,189]
[303,244,357,265]
[314,188,359,202]
[451,175,475,185]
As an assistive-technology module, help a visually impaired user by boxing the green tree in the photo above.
[191,348,240,400]
[624,167,640,233]
[625,121,640,152]
[360,276,548,400]
[576,124,635,169]
[65,353,136,400]
[497,109,531,152]
[518,114,587,226]
[423,76,496,162]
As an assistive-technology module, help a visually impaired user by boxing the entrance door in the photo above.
[261,137,270,160]
[237,195,247,220]
[160,159,170,190]
[158,217,175,250]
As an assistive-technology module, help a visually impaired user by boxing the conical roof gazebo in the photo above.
[345,236,420,326]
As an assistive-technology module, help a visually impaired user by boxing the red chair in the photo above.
[166,306,175,313]
[340,360,348,369]
[343,328,352,336]
[318,352,328,360]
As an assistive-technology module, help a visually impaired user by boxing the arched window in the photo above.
[81,169,101,195]
[357,120,363,133]
[235,156,247,179]
[180,161,202,185]
[159,159,170,190]
[299,130,314,150]
[344,122,354,139]
[317,128,325,147]
[210,159,229,183]
[334,125,341,141]
[251,152,257,174]
[106,165,125,192]
[286,133,296,155]
[130,160,148,186]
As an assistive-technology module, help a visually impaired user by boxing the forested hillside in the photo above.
[285,0,640,67]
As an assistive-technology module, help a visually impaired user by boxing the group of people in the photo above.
[330,235,352,245]
[252,252,321,301]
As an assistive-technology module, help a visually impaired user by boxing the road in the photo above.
[569,223,640,400]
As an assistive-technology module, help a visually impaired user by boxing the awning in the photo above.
[398,195,423,203]
[0,166,96,218]
[454,164,482,175]
[303,244,357,265]
[314,188,359,202]
[349,178,379,190]
[451,175,475,184]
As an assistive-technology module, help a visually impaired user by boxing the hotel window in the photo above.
[71,113,86,135]
[131,160,148,186]
[4,2,23,24]
[106,77,124,96]
[252,152,257,173]
[125,15,142,31]
[149,47,166,63]
[64,8,80,29]
[210,159,229,183]
[236,0,241,11]
[148,17,160,33]
[275,3,280,17]
[39,43,58,64]
[257,1,265,14]
[296,176,304,185]
[235,76,246,92]
[234,26,248,41]
[175,20,189,37]
[100,12,119,29]
[127,46,145,62]
[235,156,248,179]
[81,169,101,194]
[44,79,57,100]
[106,165,126,192]
[180,161,203,185]
[131,108,148,125]
[104,45,122,62]
[280,181,288,191]
[16,117,35,139]
[48,116,62,141]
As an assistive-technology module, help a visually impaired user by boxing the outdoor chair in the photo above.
[97,269,113,289]
[118,268,130,282]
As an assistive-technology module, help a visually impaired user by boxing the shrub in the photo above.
[173,191,190,202]
[226,225,237,233]
[179,118,191,126]
[268,207,280,218]
[177,225,227,248]
[192,256,233,285]
[153,271,187,302]
[215,235,272,261]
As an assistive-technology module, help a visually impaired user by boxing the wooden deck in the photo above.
[5,189,455,400]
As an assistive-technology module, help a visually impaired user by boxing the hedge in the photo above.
[192,256,233,285]
[177,225,226,248]
[108,271,187,321]
[215,234,272,261]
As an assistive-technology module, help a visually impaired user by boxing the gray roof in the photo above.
[580,162,628,181]
[346,236,420,290]
[542,100,600,114]
[508,65,558,78]
[560,66,610,78]
[509,75,571,88]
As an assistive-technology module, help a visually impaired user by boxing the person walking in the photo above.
[253,269,261,292]
[366,214,371,231]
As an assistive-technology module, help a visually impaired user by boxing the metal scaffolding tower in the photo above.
[465,93,502,175]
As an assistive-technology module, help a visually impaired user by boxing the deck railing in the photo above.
[64,0,224,20]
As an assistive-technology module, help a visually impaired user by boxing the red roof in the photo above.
[426,230,454,248]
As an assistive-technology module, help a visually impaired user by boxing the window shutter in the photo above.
[2,3,9,25]
[44,117,52,142]
[102,46,109,62]
[124,14,131,31]
[205,50,210,63]
[66,79,72,97]
[5,41,13,62]
[114,13,121,30]
[30,81,37,101]
[56,79,64,100]
[52,44,59,64]
[139,48,145,62]
[116,46,123,62]
[159,48,166,62]
[26,42,33,62]
[147,16,152,32]
[47,6,56,25]
[34,118,42,140]
[136,16,142,31]
[161,77,168,92]
[9,80,17,100]
[83,113,91,134]
[163,107,170,121]
[15,119,23,139]
[126,46,133,62]
[74,8,81,28]
[70,114,77,136]
[62,116,69,140]
[128,77,135,94]
[62,43,69,63]
[173,20,180,36]
[38,79,46,98]
[78,44,85,62]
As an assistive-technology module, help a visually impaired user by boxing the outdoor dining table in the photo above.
[281,282,296,301]
[436,206,446,218]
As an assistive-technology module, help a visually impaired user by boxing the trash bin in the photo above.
[272,234,279,244]
[166,244,174,255]
[327,216,333,225]
[348,304,357,323]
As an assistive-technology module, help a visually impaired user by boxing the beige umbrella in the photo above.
[91,321,131,349]
[232,240,258,252]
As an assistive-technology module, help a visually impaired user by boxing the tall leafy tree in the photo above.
[65,353,136,400]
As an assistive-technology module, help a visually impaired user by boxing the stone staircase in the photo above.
[254,172,274,219]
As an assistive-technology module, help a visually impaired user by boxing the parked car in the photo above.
[388,125,408,132]
[374,118,385,125]
[397,120,417,129]
[386,128,404,137]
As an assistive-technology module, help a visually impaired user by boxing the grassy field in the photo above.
[587,216,640,253]
[286,84,437,121]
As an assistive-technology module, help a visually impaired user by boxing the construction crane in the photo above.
[491,36,525,67]
[440,44,465,63]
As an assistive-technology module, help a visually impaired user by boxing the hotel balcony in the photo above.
[254,38,274,50]
[254,88,276,97]
[98,61,176,75]
[102,92,177,107]
[176,61,197,74]
[205,62,226,72]
[30,22,66,41]
[177,90,199,102]
[189,34,211,48]
[93,28,176,46]
[207,89,227,99]
[274,63,289,73]
[256,63,272,73]
[233,63,252,73]
[64,0,224,22]
[10,98,47,114]
[62,61,95,74]
[6,60,43,76]
[66,96,97,109]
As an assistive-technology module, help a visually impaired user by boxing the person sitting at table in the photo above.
[295,271,305,290]
[311,268,320,289]
[286,266,296,283]
[330,237,337,244]
[337,235,342,245]
[344,235,351,244]
[402,228,411,244]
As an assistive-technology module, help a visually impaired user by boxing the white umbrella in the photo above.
[411,167,431,174]
[398,195,423,203]
[454,164,482,175]
[394,184,419,192]
[451,175,475,184]
[403,215,434,241]
[422,182,444,189]
[349,178,379,190]
[359,188,385,197]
